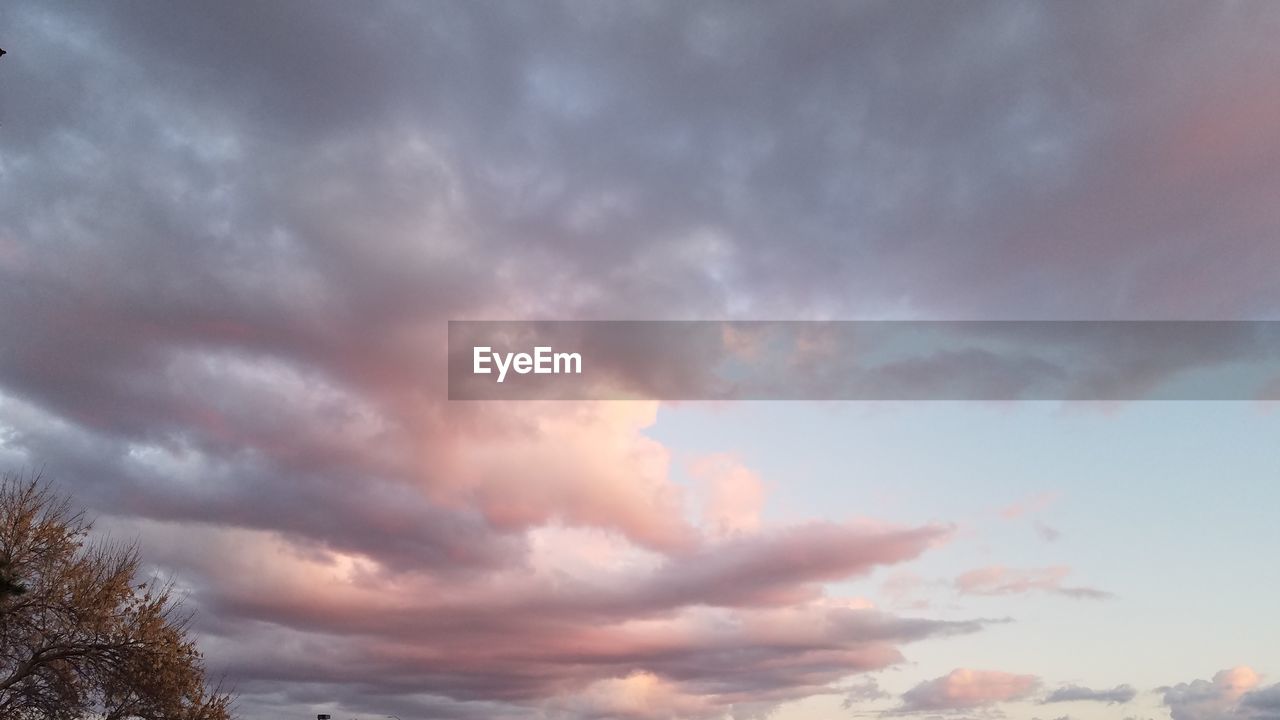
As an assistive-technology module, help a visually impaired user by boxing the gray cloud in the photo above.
[1043,684,1137,705]
[1241,685,1280,717]
[1161,667,1280,720]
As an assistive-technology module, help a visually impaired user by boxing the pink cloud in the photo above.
[900,668,1040,712]
[435,402,699,554]
[110,510,973,718]
[690,453,766,538]
[548,671,721,720]
[954,565,1111,600]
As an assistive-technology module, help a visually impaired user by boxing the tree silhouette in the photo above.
[0,473,233,719]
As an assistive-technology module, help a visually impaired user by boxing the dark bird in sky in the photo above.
[0,48,7,58]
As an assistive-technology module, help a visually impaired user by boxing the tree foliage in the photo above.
[0,474,233,719]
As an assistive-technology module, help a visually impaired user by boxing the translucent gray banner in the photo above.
[447,321,1280,400]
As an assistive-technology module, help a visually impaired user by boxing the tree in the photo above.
[0,473,233,719]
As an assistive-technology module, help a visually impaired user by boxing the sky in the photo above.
[1,2,1280,719]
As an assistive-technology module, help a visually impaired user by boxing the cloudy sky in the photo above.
[2,2,1280,719]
